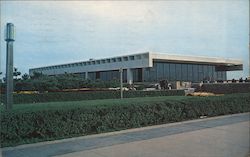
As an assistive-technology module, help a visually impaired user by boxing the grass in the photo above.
[1,93,247,113]
[0,95,189,113]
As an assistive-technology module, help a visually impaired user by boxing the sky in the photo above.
[0,0,249,79]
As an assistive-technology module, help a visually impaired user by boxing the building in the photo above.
[29,52,243,83]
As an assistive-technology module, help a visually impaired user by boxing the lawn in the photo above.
[0,95,189,113]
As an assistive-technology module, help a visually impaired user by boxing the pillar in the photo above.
[85,71,88,80]
[127,68,133,84]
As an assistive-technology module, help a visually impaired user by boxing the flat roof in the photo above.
[150,52,242,66]
[29,52,243,74]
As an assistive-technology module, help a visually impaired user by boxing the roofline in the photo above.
[30,51,243,70]
[150,52,242,65]
[30,52,150,70]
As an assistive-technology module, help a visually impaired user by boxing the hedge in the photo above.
[1,93,249,147]
[0,90,185,104]
[192,83,250,94]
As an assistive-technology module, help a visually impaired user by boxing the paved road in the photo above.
[1,113,249,157]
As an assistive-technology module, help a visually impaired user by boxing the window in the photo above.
[192,64,199,82]
[117,57,122,62]
[169,63,176,81]
[176,64,182,81]
[198,65,204,81]
[129,56,135,60]
[164,63,170,80]
[156,63,164,80]
[203,65,209,80]
[181,64,188,81]
[136,55,141,60]
[187,64,193,81]
[123,57,128,61]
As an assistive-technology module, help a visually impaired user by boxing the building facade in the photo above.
[29,52,243,83]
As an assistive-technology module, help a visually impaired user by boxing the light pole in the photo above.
[119,68,123,99]
[5,23,15,110]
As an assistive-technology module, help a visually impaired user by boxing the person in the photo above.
[232,78,236,83]
[159,80,165,89]
[168,83,172,90]
[164,80,168,89]
[239,77,243,83]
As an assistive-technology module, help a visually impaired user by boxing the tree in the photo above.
[13,67,21,80]
[30,72,44,79]
[22,73,29,80]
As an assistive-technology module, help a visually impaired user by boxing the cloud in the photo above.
[0,1,249,79]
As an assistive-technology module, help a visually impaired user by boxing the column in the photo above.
[127,68,133,84]
[85,71,88,80]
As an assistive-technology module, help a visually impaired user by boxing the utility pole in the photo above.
[5,23,15,110]
[119,68,123,99]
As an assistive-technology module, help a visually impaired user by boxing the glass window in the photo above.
[181,64,188,81]
[123,69,127,82]
[117,58,122,62]
[169,63,176,81]
[132,69,138,82]
[106,71,111,80]
[216,72,222,80]
[123,57,128,61]
[176,64,182,81]
[212,66,217,80]
[149,65,157,82]
[129,56,135,60]
[156,63,164,80]
[88,72,96,80]
[187,64,193,81]
[136,55,141,60]
[222,71,227,80]
[206,65,213,81]
[203,65,209,80]
[164,63,170,80]
[112,70,119,80]
[192,64,199,82]
[198,65,204,81]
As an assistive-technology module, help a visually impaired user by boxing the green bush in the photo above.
[192,83,250,94]
[10,73,121,92]
[0,93,249,147]
[1,90,185,104]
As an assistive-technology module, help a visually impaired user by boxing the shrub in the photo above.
[192,83,250,94]
[0,93,249,147]
[1,90,185,104]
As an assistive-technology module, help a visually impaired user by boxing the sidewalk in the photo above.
[1,113,249,157]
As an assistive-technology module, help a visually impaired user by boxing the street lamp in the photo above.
[5,23,15,110]
[119,68,123,99]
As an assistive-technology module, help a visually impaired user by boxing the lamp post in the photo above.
[119,68,123,99]
[5,23,15,110]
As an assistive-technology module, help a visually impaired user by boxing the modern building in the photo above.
[29,52,243,83]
